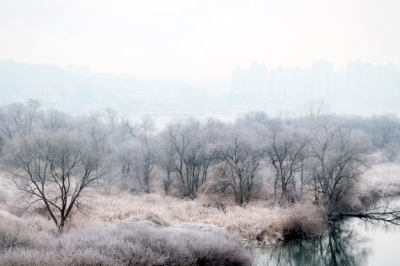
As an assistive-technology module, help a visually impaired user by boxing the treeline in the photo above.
[0,100,399,230]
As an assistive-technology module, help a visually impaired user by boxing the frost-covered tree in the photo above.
[309,122,370,216]
[215,125,263,204]
[367,114,400,148]
[0,99,41,141]
[135,116,158,193]
[3,129,109,232]
[265,121,309,204]
[39,108,70,132]
[160,118,216,197]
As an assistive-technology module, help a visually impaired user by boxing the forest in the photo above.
[0,99,400,265]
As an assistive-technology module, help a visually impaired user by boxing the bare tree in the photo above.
[215,125,263,204]
[367,114,400,148]
[160,118,214,197]
[83,113,110,147]
[383,140,400,162]
[299,102,372,216]
[235,111,269,136]
[159,139,176,195]
[341,204,400,225]
[116,140,142,189]
[101,108,130,146]
[309,123,370,217]
[301,99,331,122]
[265,122,309,204]
[0,99,41,140]
[39,108,71,132]
[112,116,159,193]
[3,129,109,232]
[136,116,158,193]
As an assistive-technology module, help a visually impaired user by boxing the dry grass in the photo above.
[0,174,254,265]
[64,191,326,244]
[0,185,9,204]
[0,174,14,206]
[0,209,56,252]
[1,178,326,247]
[359,162,400,198]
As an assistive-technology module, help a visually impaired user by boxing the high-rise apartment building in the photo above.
[64,86,76,105]
[232,61,267,96]
[312,59,333,98]
[233,59,399,105]
[347,60,373,98]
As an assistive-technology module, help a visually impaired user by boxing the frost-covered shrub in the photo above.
[0,186,9,204]
[0,220,252,266]
[280,204,326,241]
[0,210,54,254]
[0,224,20,251]
[383,141,400,162]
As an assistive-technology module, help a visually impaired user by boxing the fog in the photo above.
[1,1,400,126]
[2,3,400,265]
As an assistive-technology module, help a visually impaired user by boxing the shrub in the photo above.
[0,224,20,251]
[0,210,56,254]
[0,186,9,204]
[0,220,252,266]
[280,203,326,241]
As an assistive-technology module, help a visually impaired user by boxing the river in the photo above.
[249,198,400,266]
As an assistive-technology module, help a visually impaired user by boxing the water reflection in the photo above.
[250,221,371,266]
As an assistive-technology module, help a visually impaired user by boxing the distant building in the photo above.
[331,70,346,101]
[43,85,62,103]
[374,63,398,100]
[232,68,246,95]
[23,85,61,102]
[232,61,267,96]
[76,86,92,104]
[312,59,333,98]
[269,67,288,99]
[346,60,373,98]
[64,87,76,105]
[232,59,400,105]
[288,66,311,99]
[269,66,311,100]
[23,86,42,100]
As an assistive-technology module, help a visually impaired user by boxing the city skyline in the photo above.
[0,58,399,127]
[232,59,399,102]
[1,57,399,113]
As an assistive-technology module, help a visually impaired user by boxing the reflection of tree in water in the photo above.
[251,220,371,266]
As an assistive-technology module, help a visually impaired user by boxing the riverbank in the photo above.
[0,161,399,264]
[249,196,400,266]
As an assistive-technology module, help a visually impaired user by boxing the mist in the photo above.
[0,59,399,129]
[1,2,400,264]
[1,1,400,125]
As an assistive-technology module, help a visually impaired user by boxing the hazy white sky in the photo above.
[1,0,399,80]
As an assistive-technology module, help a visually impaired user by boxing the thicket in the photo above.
[0,100,399,236]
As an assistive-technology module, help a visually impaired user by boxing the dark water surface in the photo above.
[249,199,400,266]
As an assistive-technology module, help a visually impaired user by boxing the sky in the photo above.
[1,0,400,80]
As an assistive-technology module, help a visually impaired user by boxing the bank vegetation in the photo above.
[0,100,400,265]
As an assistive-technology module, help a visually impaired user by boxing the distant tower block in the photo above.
[312,59,333,98]
[232,61,267,96]
[64,86,76,105]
